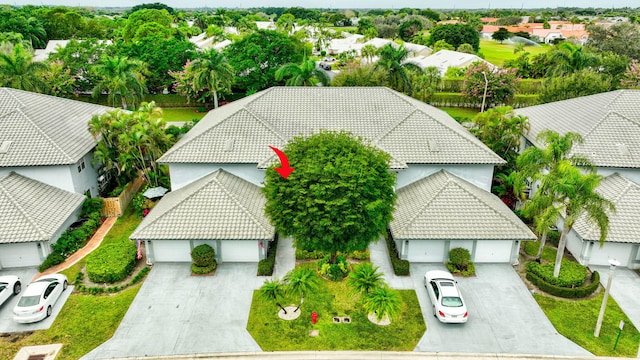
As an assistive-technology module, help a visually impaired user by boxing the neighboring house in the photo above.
[255,21,276,30]
[0,172,84,269]
[132,87,535,264]
[327,33,365,54]
[403,42,433,57]
[33,40,70,62]
[188,33,230,50]
[0,88,114,197]
[515,90,640,269]
[405,50,497,76]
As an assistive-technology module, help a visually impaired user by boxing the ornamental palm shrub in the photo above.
[348,262,384,295]
[362,285,403,322]
[284,267,319,311]
[260,278,289,314]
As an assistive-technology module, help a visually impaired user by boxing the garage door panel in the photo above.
[221,241,258,262]
[153,241,192,262]
[407,240,445,262]
[474,240,512,263]
[0,243,41,268]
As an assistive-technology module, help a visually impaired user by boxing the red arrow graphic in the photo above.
[268,146,295,179]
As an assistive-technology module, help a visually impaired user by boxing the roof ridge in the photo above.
[604,89,626,109]
[0,173,49,239]
[14,107,75,163]
[2,87,26,108]
[212,170,273,237]
[395,170,449,237]
[373,108,420,144]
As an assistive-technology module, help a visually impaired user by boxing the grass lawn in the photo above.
[524,241,557,262]
[438,107,479,123]
[162,107,207,122]
[480,39,550,67]
[247,265,425,351]
[534,292,640,357]
[0,207,145,360]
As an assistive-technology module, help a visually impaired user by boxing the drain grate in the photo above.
[27,355,46,360]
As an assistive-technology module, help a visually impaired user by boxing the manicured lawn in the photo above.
[162,107,207,122]
[0,285,141,360]
[524,241,557,262]
[534,292,640,357]
[247,265,425,351]
[480,39,550,67]
[438,106,479,123]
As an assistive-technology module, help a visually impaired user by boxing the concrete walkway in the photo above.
[273,236,295,279]
[34,217,117,280]
[369,237,414,289]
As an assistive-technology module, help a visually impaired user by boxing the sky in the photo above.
[3,0,640,9]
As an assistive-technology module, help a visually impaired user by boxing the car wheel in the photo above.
[63,280,68,291]
[13,281,21,295]
[46,306,52,318]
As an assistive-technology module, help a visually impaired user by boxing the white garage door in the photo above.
[152,241,192,262]
[407,240,446,262]
[0,243,41,268]
[221,241,258,262]
[474,240,513,263]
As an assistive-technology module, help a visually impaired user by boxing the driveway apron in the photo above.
[590,266,640,334]
[409,263,591,356]
[82,263,263,359]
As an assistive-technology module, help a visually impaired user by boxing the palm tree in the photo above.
[0,43,48,92]
[284,267,319,312]
[517,130,593,259]
[189,49,235,109]
[24,17,47,49]
[375,44,421,93]
[547,42,599,77]
[275,57,330,86]
[360,44,378,65]
[363,285,402,323]
[92,55,149,109]
[347,262,384,295]
[535,160,614,277]
[275,14,295,35]
[260,278,288,315]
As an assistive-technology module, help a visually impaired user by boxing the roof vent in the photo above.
[428,139,440,152]
[0,140,12,154]
[617,143,630,156]
[224,139,235,152]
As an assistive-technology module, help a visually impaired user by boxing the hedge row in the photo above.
[75,266,151,295]
[437,78,542,95]
[428,92,539,108]
[527,270,600,299]
[295,248,370,260]
[257,236,278,276]
[385,231,410,276]
[78,94,193,108]
[526,261,588,288]
[86,242,137,283]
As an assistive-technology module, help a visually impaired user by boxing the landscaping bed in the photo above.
[247,264,425,351]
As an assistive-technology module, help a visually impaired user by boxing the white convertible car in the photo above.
[424,270,468,323]
[13,274,68,323]
[0,275,22,307]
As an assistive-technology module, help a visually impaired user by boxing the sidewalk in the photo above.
[34,217,117,280]
[273,236,295,279]
[369,236,414,289]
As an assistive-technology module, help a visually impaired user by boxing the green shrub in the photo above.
[191,244,216,267]
[257,237,278,276]
[81,198,104,217]
[547,230,560,246]
[526,261,588,288]
[527,270,600,299]
[317,255,350,281]
[38,252,65,272]
[446,247,475,276]
[86,242,137,283]
[295,249,326,260]
[385,232,410,276]
[191,262,217,274]
[76,266,151,294]
[348,249,370,260]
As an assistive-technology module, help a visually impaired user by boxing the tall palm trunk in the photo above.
[536,230,548,259]
[213,90,219,109]
[121,96,127,110]
[553,227,570,277]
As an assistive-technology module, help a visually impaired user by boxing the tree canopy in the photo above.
[428,23,480,52]
[262,131,397,262]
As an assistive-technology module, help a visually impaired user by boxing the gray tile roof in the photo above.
[390,170,536,240]
[572,173,640,244]
[515,90,640,169]
[0,88,114,167]
[159,87,505,168]
[131,169,274,240]
[0,172,84,244]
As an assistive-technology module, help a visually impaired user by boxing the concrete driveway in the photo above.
[0,267,73,333]
[411,263,591,356]
[82,263,265,360]
[590,265,640,330]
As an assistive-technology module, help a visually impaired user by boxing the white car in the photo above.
[0,275,21,307]
[13,274,68,323]
[424,270,468,323]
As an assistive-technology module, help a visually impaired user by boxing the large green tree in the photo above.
[428,23,480,52]
[375,44,421,93]
[262,131,397,264]
[492,27,512,43]
[188,49,235,109]
[91,55,149,109]
[587,22,640,60]
[275,56,329,86]
[0,43,48,92]
[122,8,173,42]
[48,38,110,93]
[546,42,599,77]
[224,30,305,93]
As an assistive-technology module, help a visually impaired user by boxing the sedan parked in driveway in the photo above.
[424,270,468,323]
[13,274,68,323]
[0,275,21,307]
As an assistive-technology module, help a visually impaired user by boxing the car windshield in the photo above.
[441,296,464,307]
[17,295,40,307]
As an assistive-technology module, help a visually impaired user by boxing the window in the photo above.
[430,281,440,299]
[77,160,85,172]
